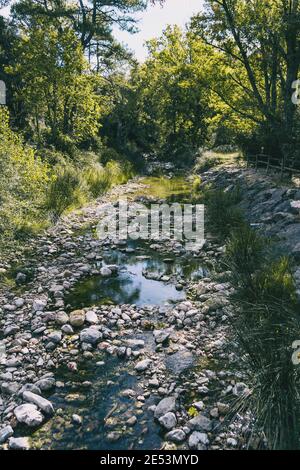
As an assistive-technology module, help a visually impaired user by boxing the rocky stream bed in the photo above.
[0,175,256,451]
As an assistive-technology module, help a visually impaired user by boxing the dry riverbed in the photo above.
[0,176,255,450]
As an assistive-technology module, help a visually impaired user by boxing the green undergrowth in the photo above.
[203,182,300,449]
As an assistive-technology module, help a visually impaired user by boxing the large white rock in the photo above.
[153,329,171,344]
[9,437,30,450]
[188,431,209,449]
[100,266,112,277]
[85,311,99,324]
[14,404,44,427]
[69,310,85,327]
[188,414,212,432]
[23,391,54,415]
[165,428,186,443]
[32,298,47,312]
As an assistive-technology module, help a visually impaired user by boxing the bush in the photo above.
[204,187,244,237]
[84,164,112,198]
[45,166,85,220]
[84,160,133,199]
[0,108,50,243]
[224,218,299,449]
[252,257,296,304]
[225,224,269,292]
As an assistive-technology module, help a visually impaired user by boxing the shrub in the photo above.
[225,224,269,292]
[224,218,299,449]
[0,108,50,243]
[204,187,244,237]
[252,257,296,304]
[192,175,202,192]
[84,164,111,198]
[84,160,134,199]
[45,166,85,220]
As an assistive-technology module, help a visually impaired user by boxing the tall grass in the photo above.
[202,182,300,448]
[45,166,85,221]
[224,223,300,449]
[84,161,133,198]
[203,186,244,237]
[45,160,134,221]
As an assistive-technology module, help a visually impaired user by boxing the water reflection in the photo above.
[65,241,207,309]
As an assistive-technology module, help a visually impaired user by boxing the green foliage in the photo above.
[7,22,101,149]
[224,217,299,449]
[252,257,297,304]
[204,187,244,237]
[104,26,221,165]
[226,225,296,305]
[194,153,222,173]
[84,165,112,198]
[225,224,269,291]
[84,159,133,199]
[0,107,50,242]
[192,175,202,192]
[187,406,199,418]
[45,166,85,220]
[190,0,300,158]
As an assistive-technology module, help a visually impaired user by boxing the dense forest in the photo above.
[1,0,300,246]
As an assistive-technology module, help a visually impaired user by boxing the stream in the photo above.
[13,176,210,450]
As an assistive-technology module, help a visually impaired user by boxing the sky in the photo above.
[114,0,204,62]
[0,0,204,62]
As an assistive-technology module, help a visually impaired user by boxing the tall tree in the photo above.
[7,20,101,147]
[191,0,300,157]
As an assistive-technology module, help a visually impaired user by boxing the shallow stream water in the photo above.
[26,176,207,449]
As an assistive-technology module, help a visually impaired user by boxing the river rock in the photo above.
[35,377,55,391]
[32,298,47,312]
[100,266,112,277]
[69,310,85,327]
[85,311,99,324]
[158,412,177,430]
[153,329,171,344]
[233,382,250,397]
[165,428,186,443]
[188,431,209,449]
[135,359,152,372]
[4,324,19,337]
[47,330,62,344]
[23,391,54,414]
[80,327,102,345]
[188,414,212,432]
[14,403,44,427]
[72,414,83,425]
[55,311,69,325]
[14,297,25,308]
[154,396,176,419]
[16,272,26,284]
[0,425,13,444]
[61,324,74,335]
[9,437,30,450]
[125,339,145,349]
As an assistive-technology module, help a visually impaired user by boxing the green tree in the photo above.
[191,0,300,157]
[7,21,102,148]
[105,26,220,165]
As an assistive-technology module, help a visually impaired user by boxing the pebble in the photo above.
[135,359,152,372]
